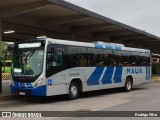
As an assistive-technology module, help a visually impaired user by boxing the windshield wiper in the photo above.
[27,50,35,60]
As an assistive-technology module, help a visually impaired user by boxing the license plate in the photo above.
[19,92,25,95]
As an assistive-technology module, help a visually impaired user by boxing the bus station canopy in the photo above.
[0,0,160,53]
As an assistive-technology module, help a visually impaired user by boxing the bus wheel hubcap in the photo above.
[71,86,77,96]
[127,81,131,90]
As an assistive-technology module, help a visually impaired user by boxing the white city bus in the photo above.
[10,38,151,99]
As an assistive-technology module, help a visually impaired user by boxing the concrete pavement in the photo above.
[0,80,11,98]
[0,80,23,101]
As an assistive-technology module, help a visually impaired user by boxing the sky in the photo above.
[65,0,160,37]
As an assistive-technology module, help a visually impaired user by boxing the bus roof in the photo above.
[46,38,150,53]
[16,38,150,53]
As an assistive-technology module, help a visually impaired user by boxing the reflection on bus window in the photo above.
[104,50,116,66]
[13,50,44,77]
[140,52,150,66]
[129,52,140,66]
[88,48,104,67]
[46,45,66,77]
[68,47,87,67]
[117,51,129,66]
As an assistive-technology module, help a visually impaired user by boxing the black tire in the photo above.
[68,82,79,100]
[123,78,133,92]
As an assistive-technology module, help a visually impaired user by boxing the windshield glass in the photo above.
[12,50,44,77]
[12,49,44,77]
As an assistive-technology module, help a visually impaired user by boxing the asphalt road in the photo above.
[0,80,160,120]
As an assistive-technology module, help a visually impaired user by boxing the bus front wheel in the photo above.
[68,82,79,100]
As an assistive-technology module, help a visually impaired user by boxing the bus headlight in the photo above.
[34,79,43,88]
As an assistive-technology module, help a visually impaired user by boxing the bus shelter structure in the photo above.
[0,0,160,53]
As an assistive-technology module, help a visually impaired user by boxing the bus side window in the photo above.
[140,52,150,66]
[88,48,98,66]
[76,47,87,67]
[147,53,151,65]
[78,54,87,66]
[88,48,104,67]
[96,49,104,66]
[46,45,66,77]
[68,47,77,67]
[68,47,87,68]
[117,51,123,66]
[129,54,135,66]
[104,50,115,66]
[46,50,57,69]
[57,52,63,67]
[122,51,129,66]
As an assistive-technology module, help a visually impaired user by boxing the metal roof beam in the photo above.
[109,32,138,37]
[93,25,125,32]
[142,42,160,46]
[134,40,160,45]
[42,15,89,27]
[93,30,138,37]
[111,34,148,41]
[123,38,155,44]
[0,1,49,18]
[110,32,137,37]
[72,24,114,33]
[144,43,160,48]
[125,43,144,48]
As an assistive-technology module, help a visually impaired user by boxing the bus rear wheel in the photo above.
[68,82,79,100]
[123,78,133,92]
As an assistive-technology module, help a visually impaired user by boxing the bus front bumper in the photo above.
[10,85,46,96]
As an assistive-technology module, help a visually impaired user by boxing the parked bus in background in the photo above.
[2,44,14,80]
[10,38,151,99]
[2,60,12,73]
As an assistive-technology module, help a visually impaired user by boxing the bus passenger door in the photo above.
[46,44,67,81]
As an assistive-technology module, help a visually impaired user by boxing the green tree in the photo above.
[0,41,8,62]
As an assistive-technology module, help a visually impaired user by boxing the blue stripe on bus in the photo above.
[87,67,104,86]
[149,66,151,80]
[101,67,114,84]
[146,66,148,80]
[146,66,150,80]
[113,67,123,83]
[95,44,103,49]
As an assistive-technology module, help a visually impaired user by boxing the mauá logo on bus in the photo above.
[127,68,143,74]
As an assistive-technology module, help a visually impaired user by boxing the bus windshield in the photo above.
[12,42,45,77]
[12,49,44,77]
